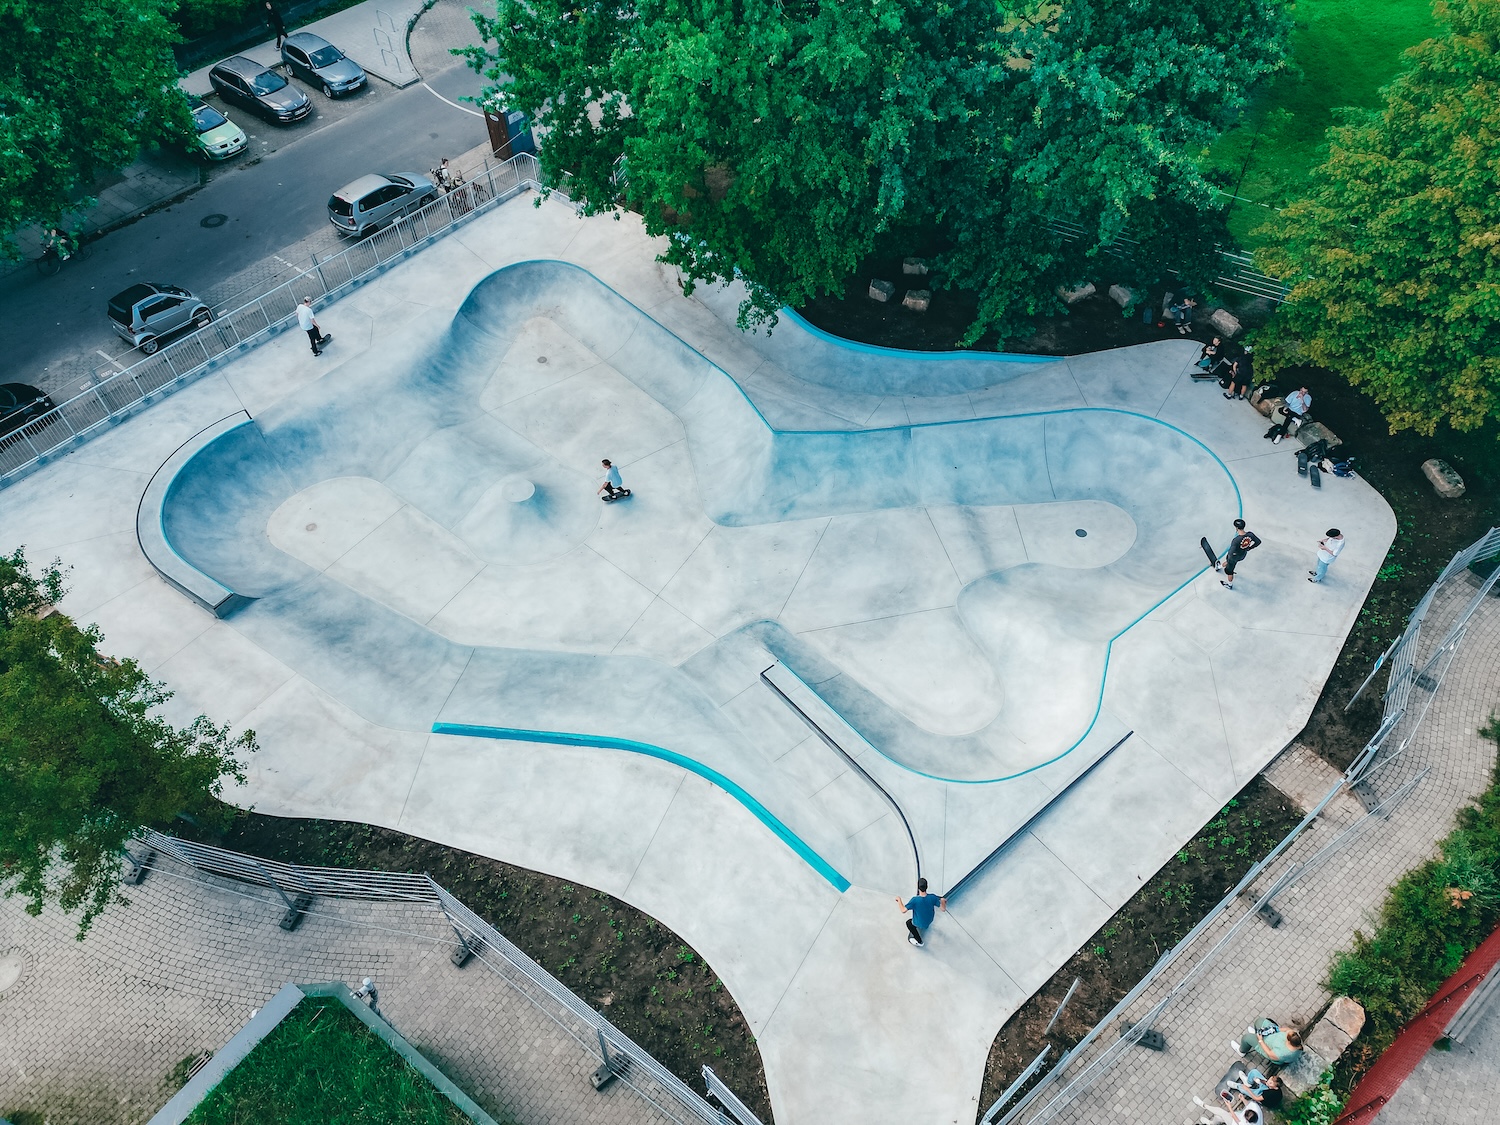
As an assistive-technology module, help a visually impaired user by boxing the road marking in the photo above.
[95,349,127,371]
[422,81,484,117]
[274,254,297,269]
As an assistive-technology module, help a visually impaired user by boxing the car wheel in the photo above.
[194,310,213,329]
[141,337,159,355]
[322,83,335,98]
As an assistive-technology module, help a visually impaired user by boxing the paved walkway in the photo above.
[1379,981,1500,1124]
[0,853,675,1125]
[1006,586,1500,1125]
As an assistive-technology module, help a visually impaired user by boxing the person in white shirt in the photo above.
[1310,529,1345,583]
[1270,386,1311,443]
[296,297,330,356]
[597,458,627,501]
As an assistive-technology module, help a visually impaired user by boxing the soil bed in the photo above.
[181,811,773,1123]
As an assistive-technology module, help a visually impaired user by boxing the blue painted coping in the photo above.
[430,722,852,893]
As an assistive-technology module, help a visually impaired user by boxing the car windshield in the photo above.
[309,45,343,67]
[329,196,354,216]
[193,104,228,132]
[250,69,288,95]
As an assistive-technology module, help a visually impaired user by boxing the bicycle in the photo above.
[34,236,93,277]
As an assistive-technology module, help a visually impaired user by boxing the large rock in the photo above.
[1305,1020,1353,1061]
[903,257,929,276]
[1325,996,1366,1039]
[1422,459,1466,499]
[1108,284,1137,309]
[1209,308,1244,337]
[868,279,895,303]
[902,289,932,312]
[1297,422,1341,450]
[1256,395,1286,421]
[1278,1047,1331,1097]
[1057,282,1096,306]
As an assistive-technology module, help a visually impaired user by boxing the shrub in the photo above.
[1281,1074,1345,1125]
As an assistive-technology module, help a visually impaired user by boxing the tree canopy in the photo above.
[0,549,253,935]
[464,0,1289,337]
[0,0,192,250]
[1255,0,1500,435]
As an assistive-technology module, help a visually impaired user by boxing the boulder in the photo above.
[1422,459,1466,499]
[868,279,895,303]
[1057,282,1096,306]
[1305,1020,1353,1061]
[1209,308,1243,337]
[1297,422,1341,450]
[1279,1047,1331,1097]
[1108,284,1136,309]
[902,289,932,312]
[1256,395,1286,421]
[903,257,929,276]
[1325,996,1367,1040]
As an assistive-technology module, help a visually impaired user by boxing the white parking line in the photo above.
[422,81,484,117]
[95,349,127,371]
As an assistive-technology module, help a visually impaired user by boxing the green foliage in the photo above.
[182,998,471,1125]
[0,549,253,936]
[1325,714,1500,1065]
[464,0,1290,338]
[172,0,263,40]
[1281,1073,1346,1125]
[0,0,193,249]
[1254,0,1500,435]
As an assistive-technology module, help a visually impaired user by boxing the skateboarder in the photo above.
[896,878,946,947]
[597,458,628,501]
[297,297,330,356]
[1217,520,1261,590]
[1309,529,1345,583]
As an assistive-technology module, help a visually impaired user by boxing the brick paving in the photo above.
[1377,982,1500,1124]
[1007,582,1500,1125]
[0,856,678,1125]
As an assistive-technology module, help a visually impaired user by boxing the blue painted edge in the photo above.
[430,722,852,893]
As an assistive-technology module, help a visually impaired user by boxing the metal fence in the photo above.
[138,828,757,1125]
[983,527,1500,1125]
[1047,218,1290,303]
[0,150,546,490]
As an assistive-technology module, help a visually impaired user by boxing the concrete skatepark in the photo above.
[0,197,1396,1124]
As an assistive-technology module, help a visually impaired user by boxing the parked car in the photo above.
[327,173,439,236]
[281,32,366,98]
[189,97,247,160]
[0,383,56,438]
[208,56,311,124]
[107,283,214,355]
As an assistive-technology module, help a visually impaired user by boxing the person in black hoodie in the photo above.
[264,0,287,47]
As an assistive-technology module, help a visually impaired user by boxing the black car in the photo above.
[0,383,56,438]
[281,32,366,98]
[209,55,312,124]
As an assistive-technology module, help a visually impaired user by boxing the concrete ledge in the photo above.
[136,412,255,617]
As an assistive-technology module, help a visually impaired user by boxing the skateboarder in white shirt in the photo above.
[296,297,330,356]
[596,458,630,502]
[1309,529,1345,583]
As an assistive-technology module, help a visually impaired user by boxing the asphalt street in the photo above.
[1,58,489,402]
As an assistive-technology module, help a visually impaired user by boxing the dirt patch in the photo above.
[974,778,1301,1114]
[181,812,774,1123]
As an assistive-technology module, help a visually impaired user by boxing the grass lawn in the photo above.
[183,998,473,1125]
[1204,0,1444,246]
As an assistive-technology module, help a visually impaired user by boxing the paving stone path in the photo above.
[1008,587,1500,1125]
[0,858,675,1125]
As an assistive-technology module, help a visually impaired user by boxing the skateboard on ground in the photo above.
[1200,537,1219,569]
[601,487,632,503]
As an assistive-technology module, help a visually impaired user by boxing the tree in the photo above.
[0,0,193,251]
[1254,0,1500,435]
[0,549,253,935]
[463,0,1289,338]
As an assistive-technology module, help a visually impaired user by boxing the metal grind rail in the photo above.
[133,830,757,1125]
[0,151,546,489]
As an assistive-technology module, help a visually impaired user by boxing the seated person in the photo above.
[1232,1017,1303,1064]
[1195,1096,1264,1125]
[1229,1070,1284,1111]
[1168,296,1198,334]
[1267,386,1311,443]
[1194,336,1224,375]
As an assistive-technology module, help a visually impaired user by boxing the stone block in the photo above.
[1422,458,1466,499]
[868,279,895,303]
[1278,1046,1331,1097]
[1108,284,1136,309]
[1209,308,1243,337]
[903,257,929,276]
[1257,395,1285,421]
[1305,1019,1353,1061]
[902,289,932,312]
[1057,282,1096,306]
[1297,422,1341,450]
[1325,996,1366,1039]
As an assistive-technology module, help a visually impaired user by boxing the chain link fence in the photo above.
[983,527,1500,1125]
[0,149,546,490]
[137,829,763,1125]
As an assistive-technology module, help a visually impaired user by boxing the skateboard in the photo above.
[1296,448,1309,476]
[1309,461,1322,488]
[601,487,632,503]
[1200,537,1219,569]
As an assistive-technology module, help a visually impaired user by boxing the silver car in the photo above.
[281,32,366,98]
[107,283,213,354]
[327,172,439,236]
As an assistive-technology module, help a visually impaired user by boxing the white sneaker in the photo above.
[1229,1039,1244,1054]
[908,935,921,946]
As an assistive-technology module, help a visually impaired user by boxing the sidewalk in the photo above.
[1005,587,1500,1125]
[0,852,677,1125]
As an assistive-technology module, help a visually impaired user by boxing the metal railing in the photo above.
[986,527,1500,1125]
[0,150,547,490]
[138,829,754,1125]
[1047,218,1290,302]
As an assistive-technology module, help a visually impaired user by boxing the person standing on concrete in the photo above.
[1216,520,1261,590]
[1222,347,1254,400]
[264,0,287,47]
[896,878,946,947]
[1309,529,1345,583]
[297,297,330,356]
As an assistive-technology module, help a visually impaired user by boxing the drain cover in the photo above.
[200,213,229,228]
[305,523,317,532]
[1075,528,1088,537]
[537,355,549,364]
[0,950,26,993]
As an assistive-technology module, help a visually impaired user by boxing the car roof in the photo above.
[214,55,272,78]
[333,173,397,200]
[285,31,334,51]
[110,283,162,306]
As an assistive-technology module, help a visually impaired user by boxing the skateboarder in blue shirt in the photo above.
[897,878,946,947]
